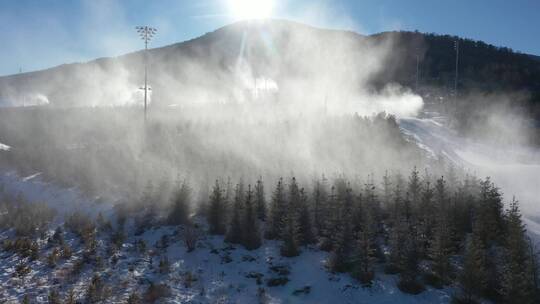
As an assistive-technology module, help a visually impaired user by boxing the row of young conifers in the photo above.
[157,167,538,303]
[1,167,538,303]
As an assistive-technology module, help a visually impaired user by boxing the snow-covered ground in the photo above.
[0,221,454,303]
[0,171,115,224]
[0,172,455,303]
[400,116,540,243]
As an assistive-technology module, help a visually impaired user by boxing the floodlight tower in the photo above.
[454,40,459,98]
[135,26,157,120]
[415,52,420,92]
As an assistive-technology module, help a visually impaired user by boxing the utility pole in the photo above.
[135,26,157,121]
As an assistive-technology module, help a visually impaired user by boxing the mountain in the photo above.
[0,20,380,107]
[1,19,540,115]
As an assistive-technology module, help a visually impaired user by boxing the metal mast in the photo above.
[415,53,420,91]
[135,26,157,121]
[454,40,459,98]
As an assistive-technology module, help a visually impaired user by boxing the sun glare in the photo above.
[227,0,274,20]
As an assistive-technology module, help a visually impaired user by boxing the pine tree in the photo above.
[381,170,392,210]
[429,177,452,282]
[208,180,226,235]
[266,178,286,240]
[352,218,376,286]
[255,178,267,221]
[429,217,451,282]
[312,176,328,236]
[52,226,64,245]
[418,179,434,256]
[397,231,424,294]
[48,289,61,304]
[501,198,536,304]
[391,173,405,225]
[225,183,244,244]
[351,191,364,234]
[242,185,262,250]
[224,177,233,217]
[527,237,540,301]
[454,233,488,304]
[288,177,301,213]
[320,185,340,251]
[297,188,315,246]
[159,256,170,274]
[196,177,210,217]
[403,193,412,225]
[280,206,300,257]
[328,212,354,272]
[22,295,30,304]
[452,181,474,244]
[127,292,142,304]
[476,178,504,246]
[363,176,380,233]
[387,217,407,273]
[96,212,105,232]
[408,167,421,213]
[65,289,76,304]
[341,182,355,218]
[86,274,104,303]
[167,181,191,226]
[446,164,459,193]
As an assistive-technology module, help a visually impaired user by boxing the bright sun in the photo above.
[227,0,274,20]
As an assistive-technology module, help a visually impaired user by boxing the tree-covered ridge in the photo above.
[371,30,540,97]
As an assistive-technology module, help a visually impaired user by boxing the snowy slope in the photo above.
[399,116,540,243]
[0,224,454,304]
[0,171,115,223]
[0,170,455,303]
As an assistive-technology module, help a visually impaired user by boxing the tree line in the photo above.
[195,168,539,303]
[1,166,538,303]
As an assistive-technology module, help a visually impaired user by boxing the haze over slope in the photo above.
[0,19,538,209]
[0,20,424,116]
[3,19,540,116]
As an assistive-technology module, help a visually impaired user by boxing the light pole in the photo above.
[415,52,420,92]
[135,26,157,121]
[454,40,459,98]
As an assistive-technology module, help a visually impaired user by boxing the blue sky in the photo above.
[1,0,539,76]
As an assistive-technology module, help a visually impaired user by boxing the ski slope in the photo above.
[399,116,540,243]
